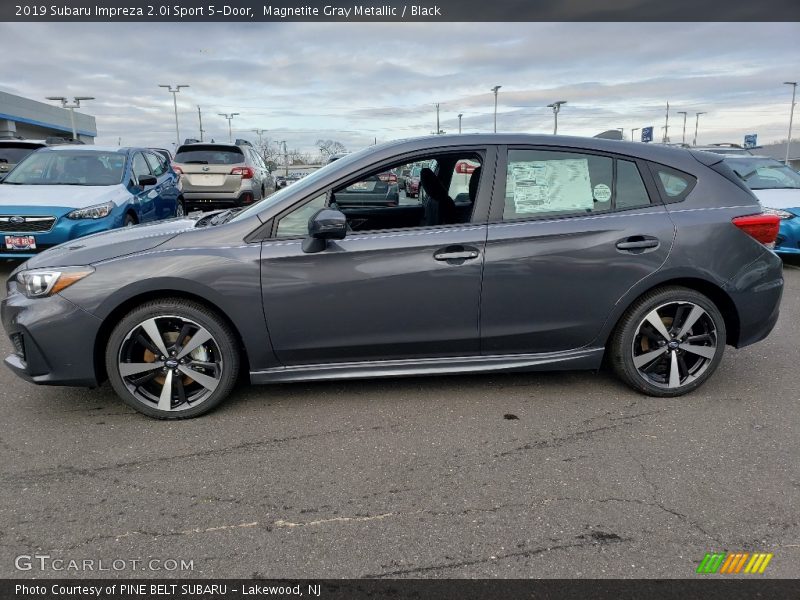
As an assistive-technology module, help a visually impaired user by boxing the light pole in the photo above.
[693,112,706,146]
[784,82,797,165]
[218,112,239,143]
[631,127,640,142]
[45,96,94,141]
[158,84,189,146]
[677,111,688,145]
[491,86,501,133]
[547,100,567,135]
[279,140,288,176]
[458,113,463,134]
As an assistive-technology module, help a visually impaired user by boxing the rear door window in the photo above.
[616,160,651,209]
[174,145,245,165]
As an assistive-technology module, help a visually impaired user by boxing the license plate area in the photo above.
[5,235,36,250]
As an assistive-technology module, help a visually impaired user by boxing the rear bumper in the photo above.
[1,285,101,386]
[774,217,800,255]
[183,191,256,211]
[724,249,784,348]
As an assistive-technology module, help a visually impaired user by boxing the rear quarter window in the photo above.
[649,164,697,203]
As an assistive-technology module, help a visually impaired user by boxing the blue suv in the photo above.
[0,145,183,258]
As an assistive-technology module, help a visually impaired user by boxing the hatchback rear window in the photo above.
[174,145,244,165]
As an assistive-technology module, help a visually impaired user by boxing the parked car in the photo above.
[0,139,47,178]
[334,171,399,207]
[1,135,783,419]
[405,166,422,198]
[695,143,754,156]
[0,145,182,257]
[172,140,274,211]
[721,155,800,256]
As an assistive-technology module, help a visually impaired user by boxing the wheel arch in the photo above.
[599,275,740,349]
[93,289,251,384]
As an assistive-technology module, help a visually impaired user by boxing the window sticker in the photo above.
[593,183,611,202]
[509,159,593,214]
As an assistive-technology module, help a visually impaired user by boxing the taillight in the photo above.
[378,173,397,183]
[172,165,183,175]
[732,214,781,246]
[231,166,254,179]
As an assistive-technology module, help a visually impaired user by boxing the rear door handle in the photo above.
[433,245,480,262]
[616,236,660,252]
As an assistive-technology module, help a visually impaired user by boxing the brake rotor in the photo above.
[640,316,673,352]
[142,331,208,385]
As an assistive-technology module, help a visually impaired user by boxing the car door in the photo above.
[258,147,496,365]
[144,151,177,219]
[480,146,675,355]
[130,151,158,222]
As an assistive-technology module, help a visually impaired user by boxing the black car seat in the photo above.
[468,166,482,202]
[420,168,457,226]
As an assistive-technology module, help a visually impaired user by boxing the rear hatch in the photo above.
[173,144,245,193]
[0,142,45,175]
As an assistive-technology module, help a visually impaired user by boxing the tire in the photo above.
[175,199,185,218]
[610,286,726,397]
[123,213,137,227]
[105,299,240,419]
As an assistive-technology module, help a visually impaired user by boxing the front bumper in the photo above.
[1,282,102,386]
[0,212,126,259]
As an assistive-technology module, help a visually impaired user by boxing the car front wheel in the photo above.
[105,299,240,419]
[610,286,726,397]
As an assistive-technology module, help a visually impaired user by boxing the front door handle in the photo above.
[433,245,480,262]
[616,236,660,252]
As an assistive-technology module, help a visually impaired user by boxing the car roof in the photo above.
[40,146,147,153]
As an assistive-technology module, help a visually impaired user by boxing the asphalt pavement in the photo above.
[0,259,798,579]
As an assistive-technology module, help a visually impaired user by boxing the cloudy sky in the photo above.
[1,22,798,154]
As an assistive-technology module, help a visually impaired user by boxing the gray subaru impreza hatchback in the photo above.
[2,135,783,418]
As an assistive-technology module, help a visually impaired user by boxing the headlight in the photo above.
[16,267,94,298]
[762,207,795,220]
[66,201,115,220]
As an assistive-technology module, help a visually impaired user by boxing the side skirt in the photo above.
[249,347,605,384]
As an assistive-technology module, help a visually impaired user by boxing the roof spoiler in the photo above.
[690,149,724,166]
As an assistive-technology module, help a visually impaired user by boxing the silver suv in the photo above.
[0,139,47,177]
[173,140,274,211]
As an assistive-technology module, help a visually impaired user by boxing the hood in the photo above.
[0,184,129,209]
[751,188,800,210]
[21,217,198,269]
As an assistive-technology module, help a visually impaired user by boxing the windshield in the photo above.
[174,145,244,165]
[0,145,42,165]
[726,157,800,190]
[229,146,374,223]
[4,150,127,186]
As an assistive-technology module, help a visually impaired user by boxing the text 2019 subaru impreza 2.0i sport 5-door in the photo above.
[1,135,784,419]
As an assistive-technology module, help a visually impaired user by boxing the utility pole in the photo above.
[693,112,706,146]
[631,127,640,142]
[280,140,288,176]
[784,82,797,164]
[491,86,501,133]
[436,103,440,135]
[677,111,688,145]
[663,101,670,143]
[458,113,463,134]
[547,100,567,135]
[197,106,205,141]
[45,96,95,141]
[158,84,189,146]
[218,112,239,143]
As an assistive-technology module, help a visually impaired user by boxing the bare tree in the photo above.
[315,139,347,162]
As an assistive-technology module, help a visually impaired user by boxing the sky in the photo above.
[1,22,798,155]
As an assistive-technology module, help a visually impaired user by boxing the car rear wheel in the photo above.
[610,286,726,397]
[105,299,240,419]
[175,199,185,217]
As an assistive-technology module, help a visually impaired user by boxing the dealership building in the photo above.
[0,90,97,143]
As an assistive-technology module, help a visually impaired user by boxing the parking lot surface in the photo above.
[0,260,798,578]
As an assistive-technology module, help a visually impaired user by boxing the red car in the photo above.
[405,167,422,198]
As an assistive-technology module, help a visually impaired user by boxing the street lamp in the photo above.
[547,100,567,135]
[677,111,688,145]
[158,84,189,146]
[491,86,501,133]
[693,112,706,146]
[218,112,239,143]
[45,96,94,141]
[458,113,463,134]
[631,127,640,142]
[784,82,797,165]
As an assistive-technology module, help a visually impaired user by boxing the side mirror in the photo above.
[138,175,158,187]
[302,208,347,253]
